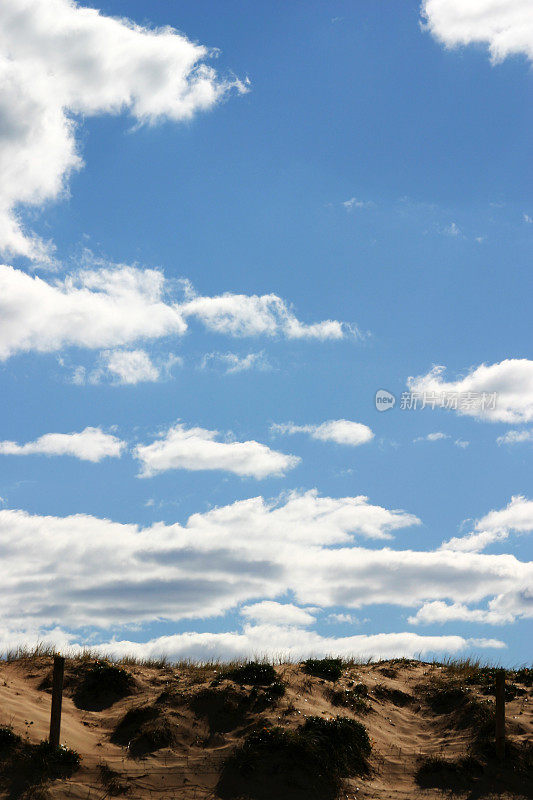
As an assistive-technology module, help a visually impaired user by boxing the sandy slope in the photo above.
[0,658,531,799]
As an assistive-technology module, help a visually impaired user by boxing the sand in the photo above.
[0,657,531,799]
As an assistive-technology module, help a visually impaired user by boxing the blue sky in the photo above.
[0,0,531,665]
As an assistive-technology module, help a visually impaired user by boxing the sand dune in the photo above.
[0,656,531,799]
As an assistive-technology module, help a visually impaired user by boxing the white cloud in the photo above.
[0,265,358,361]
[413,432,449,443]
[180,285,360,341]
[343,197,374,210]
[35,627,507,662]
[497,429,533,446]
[134,423,300,479]
[0,491,530,640]
[421,0,533,63]
[441,495,533,552]
[524,213,532,224]
[77,349,182,385]
[454,439,470,448]
[240,601,317,627]
[408,599,522,626]
[103,349,160,384]
[272,420,374,447]
[0,265,186,360]
[444,221,461,236]
[0,426,124,462]
[408,359,533,423]
[326,613,361,625]
[200,351,271,374]
[0,0,245,260]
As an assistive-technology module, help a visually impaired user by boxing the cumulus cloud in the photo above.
[0,426,124,462]
[200,351,271,374]
[0,491,530,644]
[0,0,245,259]
[240,601,317,627]
[134,423,300,479]
[441,495,533,552]
[407,359,533,423]
[0,265,186,360]
[421,0,533,63]
[272,420,374,447]
[497,429,533,446]
[0,265,358,361]
[413,432,449,443]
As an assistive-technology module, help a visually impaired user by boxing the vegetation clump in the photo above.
[191,680,285,733]
[372,683,413,706]
[0,726,20,754]
[416,756,484,791]
[73,660,135,710]
[111,704,176,758]
[0,734,80,797]
[326,684,371,714]
[217,715,371,800]
[302,658,343,682]
[223,662,278,686]
[99,762,130,796]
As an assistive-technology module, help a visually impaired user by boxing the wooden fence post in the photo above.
[49,654,65,748]
[495,668,505,760]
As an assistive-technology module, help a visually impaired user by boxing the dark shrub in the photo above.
[251,680,285,709]
[416,756,483,791]
[302,658,343,681]
[424,684,470,714]
[27,741,80,779]
[0,726,20,755]
[372,684,413,706]
[73,661,135,710]
[191,688,249,733]
[223,662,278,686]
[111,705,175,757]
[327,688,370,714]
[217,715,371,800]
[514,667,532,687]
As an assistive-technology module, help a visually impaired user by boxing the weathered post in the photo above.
[495,668,505,760]
[49,654,65,748]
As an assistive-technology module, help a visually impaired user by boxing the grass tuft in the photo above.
[302,658,343,682]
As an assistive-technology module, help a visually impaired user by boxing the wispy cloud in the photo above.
[413,432,449,443]
[497,429,533,446]
[72,349,182,385]
[272,419,374,447]
[200,351,271,374]
[343,197,374,211]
